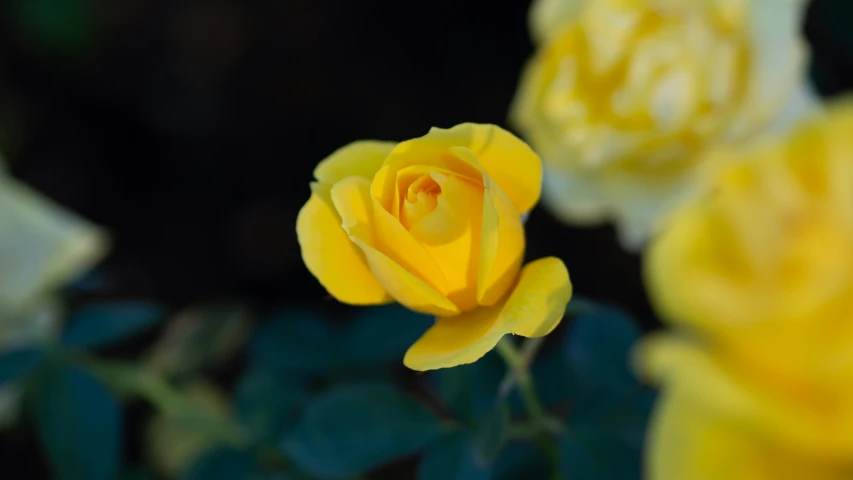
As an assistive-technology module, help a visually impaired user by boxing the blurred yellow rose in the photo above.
[511,0,817,248]
[637,104,853,478]
[0,161,107,324]
[296,124,572,371]
[639,337,853,480]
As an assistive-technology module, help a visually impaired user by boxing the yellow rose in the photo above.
[511,0,817,248]
[637,104,853,478]
[296,124,572,371]
[638,337,853,480]
[0,162,107,322]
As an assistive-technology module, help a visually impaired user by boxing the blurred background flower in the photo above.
[512,0,819,248]
[638,102,853,479]
[0,0,850,478]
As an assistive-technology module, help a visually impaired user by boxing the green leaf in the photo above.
[558,427,641,480]
[530,344,579,409]
[432,351,505,424]
[418,432,491,480]
[342,305,432,366]
[563,306,641,398]
[570,388,656,449]
[63,301,166,349]
[236,366,311,445]
[473,403,508,465]
[250,311,338,374]
[148,303,252,378]
[0,346,45,386]
[181,446,257,480]
[33,365,122,480]
[282,383,447,479]
[492,442,550,480]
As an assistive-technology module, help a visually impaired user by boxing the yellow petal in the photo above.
[724,0,811,140]
[427,124,542,215]
[461,147,525,307]
[404,257,571,371]
[314,141,396,185]
[409,172,484,311]
[330,177,459,316]
[529,0,587,45]
[647,390,850,480]
[296,190,390,305]
[371,142,482,212]
[402,297,508,371]
[500,256,572,337]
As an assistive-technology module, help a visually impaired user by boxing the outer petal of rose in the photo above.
[0,177,108,317]
[540,166,611,226]
[313,141,397,184]
[331,176,459,316]
[529,0,587,45]
[296,190,391,305]
[646,389,847,480]
[447,146,526,307]
[724,0,811,140]
[425,124,542,215]
[404,257,571,371]
[636,335,853,460]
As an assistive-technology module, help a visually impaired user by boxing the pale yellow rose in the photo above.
[296,124,572,371]
[637,103,853,478]
[511,0,817,248]
[0,161,107,322]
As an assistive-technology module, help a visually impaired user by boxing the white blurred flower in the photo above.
[512,0,819,248]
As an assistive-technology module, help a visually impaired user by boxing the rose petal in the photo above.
[446,146,526,307]
[410,172,485,311]
[427,124,543,215]
[313,141,396,185]
[296,189,391,305]
[331,177,459,316]
[404,257,571,371]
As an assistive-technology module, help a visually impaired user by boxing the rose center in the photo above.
[401,173,442,229]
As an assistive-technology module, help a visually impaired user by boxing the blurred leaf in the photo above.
[570,388,656,449]
[492,441,550,480]
[433,351,505,424]
[148,303,252,378]
[563,307,641,397]
[0,346,45,386]
[530,344,578,410]
[418,432,491,480]
[63,301,166,349]
[0,297,63,349]
[558,426,641,480]
[0,178,107,320]
[282,383,448,479]
[33,365,122,480]
[145,380,244,478]
[473,403,508,465]
[342,305,432,366]
[181,446,257,480]
[236,366,311,445]
[250,311,338,374]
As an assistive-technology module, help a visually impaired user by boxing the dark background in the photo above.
[0,0,850,476]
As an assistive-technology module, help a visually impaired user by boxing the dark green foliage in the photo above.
[0,346,45,386]
[32,365,122,480]
[282,383,449,479]
[418,432,492,480]
[62,301,166,349]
